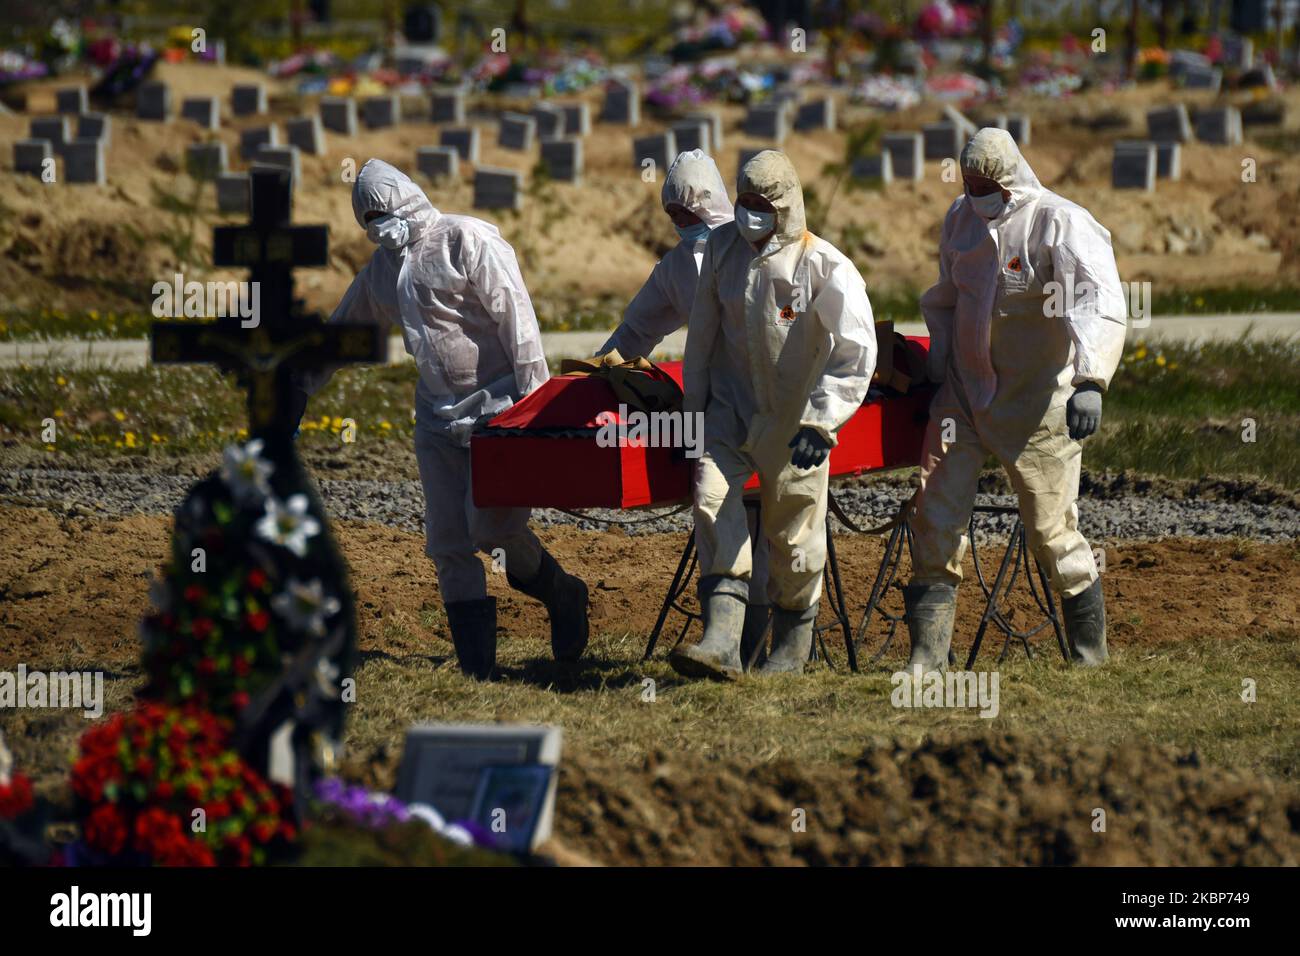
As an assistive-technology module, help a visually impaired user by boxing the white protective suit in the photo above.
[598,149,734,359]
[913,129,1127,598]
[306,159,549,602]
[684,150,877,611]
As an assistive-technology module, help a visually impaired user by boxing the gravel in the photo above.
[2,468,1297,543]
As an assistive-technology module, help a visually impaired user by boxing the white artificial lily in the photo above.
[220,438,275,504]
[271,577,341,637]
[255,494,320,558]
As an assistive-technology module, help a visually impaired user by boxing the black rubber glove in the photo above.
[1066,382,1103,440]
[788,427,832,470]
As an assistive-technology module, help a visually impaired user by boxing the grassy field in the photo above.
[3,337,1297,487]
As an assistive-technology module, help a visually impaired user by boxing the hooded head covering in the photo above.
[959,128,1042,212]
[661,149,733,228]
[737,149,807,250]
[351,158,439,242]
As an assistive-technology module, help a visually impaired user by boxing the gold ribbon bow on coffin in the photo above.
[559,349,684,415]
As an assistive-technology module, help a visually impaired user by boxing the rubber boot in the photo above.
[902,583,956,674]
[445,597,497,680]
[740,604,771,672]
[670,578,745,681]
[508,550,589,662]
[1061,578,1108,667]
[758,603,817,675]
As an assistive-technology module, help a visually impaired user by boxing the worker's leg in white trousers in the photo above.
[753,430,829,611]
[692,441,756,600]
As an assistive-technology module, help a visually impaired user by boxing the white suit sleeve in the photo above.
[467,233,550,398]
[919,204,960,383]
[598,258,683,359]
[1048,210,1128,391]
[682,238,721,416]
[800,262,877,446]
[297,261,391,396]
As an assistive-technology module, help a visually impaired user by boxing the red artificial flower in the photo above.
[233,657,251,677]
[133,806,183,855]
[251,821,275,844]
[154,780,175,799]
[134,755,155,777]
[247,568,267,590]
[224,834,253,867]
[232,691,250,711]
[0,774,34,819]
[183,584,206,604]
[245,610,270,633]
[83,803,128,856]
[191,618,215,640]
[185,781,204,802]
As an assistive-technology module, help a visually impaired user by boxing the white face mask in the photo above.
[366,213,411,249]
[735,203,777,244]
[966,188,1007,220]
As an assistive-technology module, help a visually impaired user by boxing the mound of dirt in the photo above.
[555,733,1300,866]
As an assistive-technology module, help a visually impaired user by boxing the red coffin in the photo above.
[471,337,935,510]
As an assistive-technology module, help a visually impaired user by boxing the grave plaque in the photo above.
[1005,114,1032,146]
[431,89,466,124]
[64,139,105,184]
[473,166,523,211]
[216,172,251,214]
[137,81,171,121]
[76,112,111,147]
[1195,106,1242,145]
[256,144,302,185]
[394,723,562,853]
[562,102,592,137]
[633,132,676,175]
[684,110,723,151]
[922,121,964,160]
[882,132,924,182]
[850,151,892,185]
[416,145,459,180]
[1112,141,1156,190]
[186,141,229,180]
[1181,65,1223,92]
[530,103,566,141]
[240,124,280,161]
[742,104,786,142]
[232,83,268,117]
[671,119,710,154]
[539,138,582,184]
[362,95,399,129]
[30,116,69,154]
[286,116,326,155]
[56,85,88,114]
[15,139,52,176]
[1147,104,1193,142]
[181,96,221,130]
[441,126,480,162]
[1154,141,1181,180]
[794,97,836,131]
[320,97,357,136]
[498,112,537,151]
[601,78,640,125]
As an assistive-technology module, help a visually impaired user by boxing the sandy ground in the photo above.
[2,62,1298,321]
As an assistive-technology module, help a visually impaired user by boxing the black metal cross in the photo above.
[150,166,386,443]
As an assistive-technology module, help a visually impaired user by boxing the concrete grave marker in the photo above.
[1195,106,1242,145]
[76,112,111,147]
[440,126,480,162]
[1154,141,1181,180]
[600,78,640,125]
[742,104,787,143]
[286,116,326,155]
[362,95,400,129]
[530,103,566,141]
[561,102,591,137]
[881,132,924,182]
[136,81,171,121]
[320,97,357,136]
[473,166,523,211]
[394,723,562,853]
[850,151,893,185]
[181,96,221,130]
[416,145,459,180]
[14,139,51,177]
[1181,65,1223,92]
[256,144,302,185]
[231,83,267,117]
[922,121,965,160]
[684,110,723,151]
[499,112,537,151]
[431,89,466,124]
[671,119,710,154]
[1005,114,1032,146]
[1222,34,1254,69]
[65,139,105,184]
[55,85,88,114]
[215,172,250,214]
[1146,105,1192,142]
[633,131,676,175]
[794,97,836,131]
[239,124,280,161]
[186,142,229,180]
[539,138,582,184]
[30,116,69,154]
[1111,141,1156,191]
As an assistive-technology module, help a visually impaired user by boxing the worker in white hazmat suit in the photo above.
[596,150,773,670]
[293,159,589,680]
[671,149,877,681]
[907,128,1127,671]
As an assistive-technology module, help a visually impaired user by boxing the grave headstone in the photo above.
[539,138,582,184]
[1154,141,1181,180]
[240,124,280,162]
[1111,141,1157,191]
[1169,49,1212,79]
[14,139,51,177]
[633,132,676,176]
[431,89,466,124]
[600,78,640,126]
[922,121,965,160]
[562,102,592,137]
[671,119,710,154]
[1194,106,1242,145]
[394,723,562,853]
[685,110,723,151]
[1005,114,1032,146]
[256,144,302,185]
[181,96,221,131]
[1239,63,1277,92]
[1240,99,1284,127]
[473,166,523,211]
[320,97,357,136]
[231,83,267,117]
[362,95,400,129]
[850,151,893,185]
[286,116,326,156]
[30,116,69,155]
[416,145,459,180]
[65,139,105,184]
[498,112,537,151]
[1222,34,1254,70]
[441,126,480,162]
[186,141,229,180]
[215,172,250,214]
[770,88,801,114]
[136,81,171,121]
[1146,105,1192,142]
[530,103,566,141]
[1182,65,1223,92]
[881,132,924,182]
[55,85,88,114]
[76,112,111,147]
[742,104,787,143]
[794,97,836,132]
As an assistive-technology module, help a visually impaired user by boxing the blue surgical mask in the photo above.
[675,221,711,244]
[735,203,777,243]
[967,188,1006,220]
[366,213,411,249]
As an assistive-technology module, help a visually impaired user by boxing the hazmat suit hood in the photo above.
[351,158,439,243]
[662,149,734,228]
[737,149,807,251]
[959,128,1042,218]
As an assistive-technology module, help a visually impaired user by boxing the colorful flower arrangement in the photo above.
[68,703,295,867]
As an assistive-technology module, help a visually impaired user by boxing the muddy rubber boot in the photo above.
[758,603,817,675]
[902,583,956,674]
[445,596,498,680]
[740,604,771,672]
[508,550,590,662]
[670,578,745,681]
[1061,578,1108,667]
